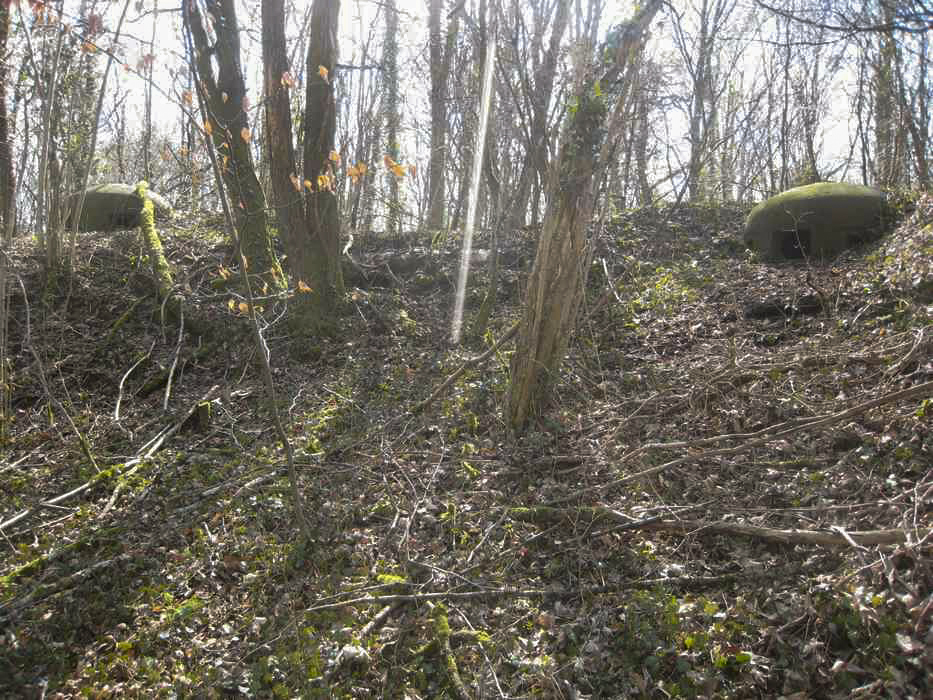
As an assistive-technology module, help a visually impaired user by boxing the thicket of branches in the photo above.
[0,0,927,243]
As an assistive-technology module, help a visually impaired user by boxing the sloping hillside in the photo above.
[1,198,930,698]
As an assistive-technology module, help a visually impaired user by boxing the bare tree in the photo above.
[383,0,402,242]
[507,0,662,433]
[896,29,931,187]
[184,0,285,290]
[426,0,459,234]
[498,0,570,229]
[262,0,345,327]
[671,0,738,202]
[0,2,14,243]
[874,2,908,188]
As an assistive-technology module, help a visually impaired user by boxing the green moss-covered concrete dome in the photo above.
[744,182,886,261]
[65,183,174,232]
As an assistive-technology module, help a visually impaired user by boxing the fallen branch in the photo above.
[411,322,519,414]
[509,506,929,546]
[304,574,743,613]
[0,554,133,620]
[550,379,933,506]
[0,385,220,533]
[432,604,473,700]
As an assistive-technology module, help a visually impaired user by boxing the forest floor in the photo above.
[1,196,931,699]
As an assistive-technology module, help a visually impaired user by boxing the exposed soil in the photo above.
[1,197,930,698]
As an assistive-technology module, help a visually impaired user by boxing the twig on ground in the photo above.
[115,340,155,420]
[553,379,933,506]
[0,385,220,532]
[162,296,185,411]
[411,322,519,414]
[359,601,404,639]
[509,505,929,547]
[0,554,133,621]
[304,574,745,613]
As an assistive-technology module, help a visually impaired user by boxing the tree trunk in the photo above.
[427,0,458,233]
[0,2,14,243]
[185,0,284,290]
[262,0,314,285]
[383,0,401,243]
[507,0,662,433]
[302,0,344,316]
[262,0,344,327]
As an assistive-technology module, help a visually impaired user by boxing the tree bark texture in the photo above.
[302,0,344,316]
[262,0,344,325]
[261,0,316,290]
[186,0,284,289]
[0,3,14,242]
[506,0,662,433]
[427,0,458,233]
[383,0,401,241]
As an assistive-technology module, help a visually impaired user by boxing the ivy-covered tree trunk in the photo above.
[506,0,662,433]
[185,0,284,290]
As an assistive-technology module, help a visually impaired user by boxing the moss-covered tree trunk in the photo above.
[185,0,284,291]
[135,182,174,298]
[506,0,662,433]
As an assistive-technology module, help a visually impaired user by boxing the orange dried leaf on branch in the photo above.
[317,65,329,82]
[297,280,312,293]
[241,127,251,143]
[182,90,193,105]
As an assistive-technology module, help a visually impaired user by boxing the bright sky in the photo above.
[91,0,864,199]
